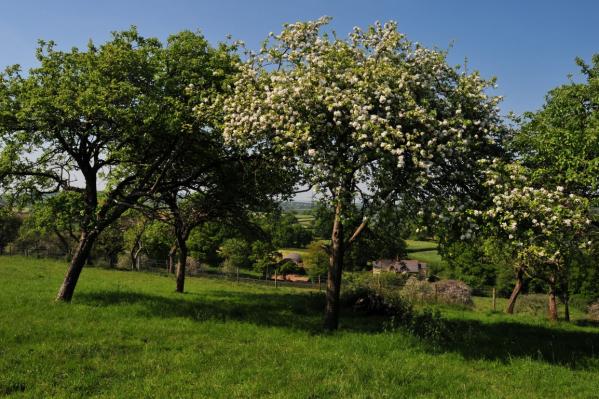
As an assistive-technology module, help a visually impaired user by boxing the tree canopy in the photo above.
[511,54,599,202]
[221,18,506,329]
[0,27,236,300]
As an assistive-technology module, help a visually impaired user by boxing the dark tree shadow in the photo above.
[76,289,384,334]
[437,318,599,369]
[76,289,599,369]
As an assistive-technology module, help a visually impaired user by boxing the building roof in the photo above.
[373,259,427,273]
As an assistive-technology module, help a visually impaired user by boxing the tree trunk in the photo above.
[561,277,570,322]
[55,230,97,302]
[174,216,188,293]
[324,202,344,331]
[563,295,570,322]
[175,239,187,293]
[548,279,558,321]
[506,267,524,314]
[168,243,177,274]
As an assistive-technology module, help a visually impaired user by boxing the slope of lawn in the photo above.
[1,256,599,398]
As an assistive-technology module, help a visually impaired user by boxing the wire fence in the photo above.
[2,247,502,298]
[2,247,327,291]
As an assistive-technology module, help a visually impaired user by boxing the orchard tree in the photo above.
[511,54,599,203]
[0,28,234,301]
[221,18,505,329]
[461,162,594,320]
[154,151,294,293]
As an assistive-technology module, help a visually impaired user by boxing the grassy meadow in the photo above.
[1,256,599,398]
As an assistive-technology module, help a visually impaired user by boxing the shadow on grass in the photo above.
[440,318,599,369]
[76,288,599,369]
[76,289,383,334]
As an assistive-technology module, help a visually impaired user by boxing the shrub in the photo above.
[117,254,131,270]
[342,273,448,344]
[433,279,474,306]
[342,273,410,316]
[385,307,447,345]
[401,277,434,303]
[587,300,599,321]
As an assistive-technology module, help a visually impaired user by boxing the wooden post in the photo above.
[236,267,239,283]
[274,269,278,288]
[318,275,322,292]
[492,288,497,311]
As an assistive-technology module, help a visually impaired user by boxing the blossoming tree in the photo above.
[462,162,593,320]
[220,18,505,330]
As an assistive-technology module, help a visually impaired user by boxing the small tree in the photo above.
[222,18,504,329]
[462,162,593,320]
[303,241,329,280]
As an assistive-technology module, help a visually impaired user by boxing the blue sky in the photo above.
[1,0,597,116]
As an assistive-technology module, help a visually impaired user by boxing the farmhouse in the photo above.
[372,259,428,278]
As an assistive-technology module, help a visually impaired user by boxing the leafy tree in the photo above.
[0,28,205,300]
[303,241,329,280]
[460,162,594,320]
[22,192,84,256]
[511,54,599,203]
[122,214,172,269]
[222,19,504,329]
[137,29,296,293]
[440,238,510,293]
[92,221,125,267]
[256,209,313,248]
[188,222,228,266]
[220,238,251,273]
[249,240,281,277]
[0,28,250,300]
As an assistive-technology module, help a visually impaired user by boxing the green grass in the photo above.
[405,240,446,267]
[1,256,599,398]
[405,239,440,252]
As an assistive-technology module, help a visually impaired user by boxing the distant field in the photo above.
[1,256,598,398]
[405,239,446,267]
[293,213,315,228]
[279,247,311,258]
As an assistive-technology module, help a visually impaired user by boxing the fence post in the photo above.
[236,267,239,283]
[492,287,496,311]
[274,270,278,288]
[318,275,322,292]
